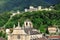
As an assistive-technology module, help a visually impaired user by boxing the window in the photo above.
[17,35,20,39]
[26,22,28,26]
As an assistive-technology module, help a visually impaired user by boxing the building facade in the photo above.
[6,19,43,40]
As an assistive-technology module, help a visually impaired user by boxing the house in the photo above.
[48,26,57,34]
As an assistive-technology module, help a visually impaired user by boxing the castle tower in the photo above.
[25,8,28,12]
[24,19,33,28]
[38,6,42,10]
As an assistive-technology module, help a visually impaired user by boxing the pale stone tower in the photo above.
[25,9,28,12]
[38,6,42,10]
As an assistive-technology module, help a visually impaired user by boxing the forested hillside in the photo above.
[0,0,60,33]
[0,0,60,39]
[0,10,60,33]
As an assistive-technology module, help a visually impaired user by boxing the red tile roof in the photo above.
[48,35,60,38]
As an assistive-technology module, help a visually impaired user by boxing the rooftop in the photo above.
[48,35,60,38]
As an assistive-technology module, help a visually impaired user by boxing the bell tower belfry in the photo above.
[24,19,33,28]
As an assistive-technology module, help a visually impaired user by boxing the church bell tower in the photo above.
[24,19,33,28]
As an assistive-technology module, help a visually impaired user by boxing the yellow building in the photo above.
[48,26,57,34]
[6,19,43,40]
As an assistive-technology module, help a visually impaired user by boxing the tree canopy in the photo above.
[0,10,60,33]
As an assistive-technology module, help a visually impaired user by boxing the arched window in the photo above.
[26,22,28,26]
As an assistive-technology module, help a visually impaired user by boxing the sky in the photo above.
[44,0,60,4]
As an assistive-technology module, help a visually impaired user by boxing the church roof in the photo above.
[12,29,26,35]
[14,26,21,30]
[24,28,40,35]
[48,35,60,39]
[11,21,40,35]
[12,26,26,34]
[12,22,26,35]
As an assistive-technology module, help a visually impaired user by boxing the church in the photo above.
[6,19,43,40]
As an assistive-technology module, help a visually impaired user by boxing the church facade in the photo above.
[6,19,43,40]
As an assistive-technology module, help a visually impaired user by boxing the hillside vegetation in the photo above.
[0,10,60,33]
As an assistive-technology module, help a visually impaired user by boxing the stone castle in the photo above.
[10,6,53,17]
[25,6,53,12]
[6,19,43,40]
